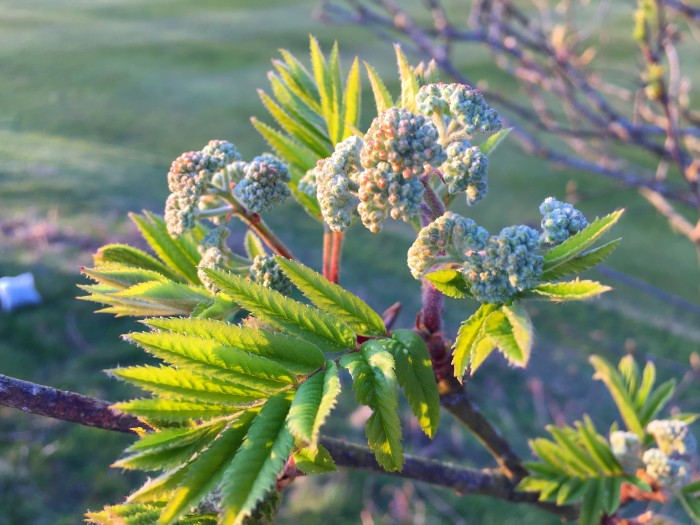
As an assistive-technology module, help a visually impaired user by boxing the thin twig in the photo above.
[329,231,344,284]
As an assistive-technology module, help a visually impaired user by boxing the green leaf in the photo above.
[220,395,296,525]
[635,361,656,410]
[244,231,267,260]
[126,331,298,392]
[328,41,343,145]
[602,477,622,515]
[532,279,611,301]
[589,355,644,436]
[543,209,625,274]
[540,239,621,281]
[424,268,471,299]
[578,479,605,525]
[115,281,211,312]
[679,492,700,525]
[576,417,622,475]
[82,266,169,291]
[277,49,321,109]
[250,118,318,173]
[287,362,341,445]
[388,330,440,438]
[340,341,403,471]
[203,268,356,353]
[364,62,393,114]
[484,311,530,368]
[95,244,182,282]
[470,337,497,374]
[638,378,675,426]
[143,317,324,375]
[292,444,336,474]
[130,212,200,284]
[110,365,268,406]
[267,73,328,139]
[309,36,334,136]
[342,57,361,138]
[452,304,498,379]
[113,399,238,421]
[274,256,386,336]
[478,127,512,156]
[556,478,587,505]
[684,479,700,496]
[191,293,240,321]
[159,412,258,524]
[501,302,533,365]
[78,285,195,317]
[394,44,419,112]
[547,426,599,476]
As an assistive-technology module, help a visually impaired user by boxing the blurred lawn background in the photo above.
[0,1,699,523]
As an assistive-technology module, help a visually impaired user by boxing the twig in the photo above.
[0,373,576,521]
[330,231,344,284]
[323,225,332,279]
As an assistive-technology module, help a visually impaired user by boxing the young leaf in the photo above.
[143,317,325,374]
[637,378,675,426]
[501,302,533,363]
[82,266,169,291]
[589,356,644,436]
[292,444,336,474]
[203,268,356,352]
[342,57,361,138]
[159,411,258,525]
[95,243,182,282]
[244,231,267,260]
[679,492,700,525]
[250,118,318,173]
[274,256,386,336]
[394,44,419,112]
[219,395,296,525]
[113,399,238,421]
[424,268,471,299]
[540,239,621,281]
[532,279,611,302]
[130,212,200,284]
[287,361,341,445]
[478,127,512,156]
[364,62,393,114]
[309,36,334,135]
[114,281,211,312]
[340,341,403,471]
[543,209,624,273]
[578,479,605,525]
[388,330,440,438]
[452,304,498,380]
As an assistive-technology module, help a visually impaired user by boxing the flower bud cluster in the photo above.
[197,226,232,292]
[539,197,588,246]
[357,108,446,232]
[610,431,644,472]
[165,151,220,237]
[463,225,543,303]
[642,448,690,493]
[315,136,363,232]
[250,255,292,295]
[202,139,241,167]
[407,212,488,279]
[416,83,502,136]
[234,155,291,213]
[647,419,697,458]
[298,169,318,198]
[442,141,489,205]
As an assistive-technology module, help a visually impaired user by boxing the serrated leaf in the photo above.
[635,361,656,410]
[309,36,333,134]
[82,266,170,290]
[87,503,218,525]
[267,73,328,139]
[277,49,321,109]
[130,212,200,284]
[159,411,257,525]
[143,318,324,375]
[244,231,268,260]
[452,304,498,379]
[638,379,675,425]
[203,268,356,353]
[395,44,419,112]
[470,337,497,374]
[543,209,624,273]
[328,41,343,144]
[679,492,700,524]
[292,444,336,474]
[603,477,622,515]
[115,420,226,471]
[250,118,318,172]
[95,244,182,282]
[540,239,621,281]
[547,426,599,476]
[532,279,611,301]
[364,62,394,114]
[618,354,640,394]
[576,416,622,475]
[424,268,471,299]
[113,399,237,421]
[127,331,297,392]
[484,311,530,368]
[578,479,605,525]
[287,362,341,445]
[556,477,587,505]
[220,395,296,525]
[340,342,403,471]
[478,127,511,156]
[110,365,268,406]
[115,281,211,312]
[78,286,193,317]
[589,355,644,436]
[191,293,240,321]
[684,480,700,496]
[388,330,440,438]
[501,302,533,363]
[342,57,361,138]
[274,257,386,336]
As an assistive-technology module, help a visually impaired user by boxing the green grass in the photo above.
[1,1,699,523]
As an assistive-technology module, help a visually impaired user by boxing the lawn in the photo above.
[0,1,698,523]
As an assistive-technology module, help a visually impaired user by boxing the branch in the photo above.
[0,373,576,521]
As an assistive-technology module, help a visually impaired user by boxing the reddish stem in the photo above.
[329,231,344,284]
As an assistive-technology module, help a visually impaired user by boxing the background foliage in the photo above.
[1,1,699,524]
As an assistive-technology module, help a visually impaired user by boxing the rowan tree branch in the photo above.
[0,372,576,521]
